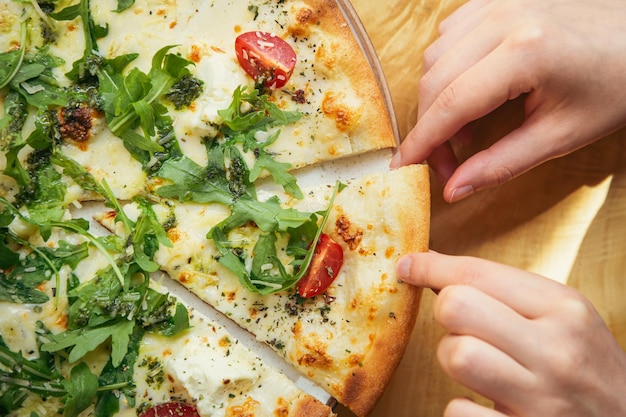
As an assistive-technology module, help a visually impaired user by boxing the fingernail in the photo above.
[389,150,402,169]
[449,185,474,203]
[396,255,412,280]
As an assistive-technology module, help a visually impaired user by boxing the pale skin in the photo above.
[396,252,626,417]
[390,0,626,203]
[390,0,626,415]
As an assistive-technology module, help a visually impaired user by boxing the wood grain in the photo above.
[340,0,626,416]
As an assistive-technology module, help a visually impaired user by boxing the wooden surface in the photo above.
[337,0,626,416]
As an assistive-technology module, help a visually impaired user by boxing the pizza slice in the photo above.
[0,204,335,417]
[0,0,397,201]
[94,163,430,417]
[1,1,430,416]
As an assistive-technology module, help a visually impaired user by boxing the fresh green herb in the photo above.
[164,73,204,110]
[0,18,27,90]
[51,0,108,83]
[6,48,68,108]
[0,238,88,304]
[218,86,302,198]
[0,332,128,417]
[42,263,188,366]
[114,0,136,12]
[98,45,195,160]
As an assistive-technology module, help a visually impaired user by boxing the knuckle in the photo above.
[422,43,440,71]
[558,293,595,323]
[476,150,517,187]
[417,70,439,101]
[435,286,471,327]
[540,294,597,375]
[440,336,482,380]
[434,83,460,115]
[491,165,516,186]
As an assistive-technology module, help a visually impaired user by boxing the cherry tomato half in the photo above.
[140,402,200,417]
[297,234,344,298]
[235,31,297,88]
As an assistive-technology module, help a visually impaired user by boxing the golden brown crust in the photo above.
[292,395,336,417]
[290,0,397,152]
[327,164,430,416]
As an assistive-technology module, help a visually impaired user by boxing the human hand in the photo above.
[396,251,626,417]
[391,0,626,202]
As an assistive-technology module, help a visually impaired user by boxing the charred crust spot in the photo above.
[226,398,259,416]
[218,336,231,347]
[347,353,364,367]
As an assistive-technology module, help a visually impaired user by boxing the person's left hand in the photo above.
[396,251,626,417]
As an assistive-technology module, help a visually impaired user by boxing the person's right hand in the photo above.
[391,0,626,202]
[396,251,626,417]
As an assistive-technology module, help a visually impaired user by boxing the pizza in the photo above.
[0,1,430,417]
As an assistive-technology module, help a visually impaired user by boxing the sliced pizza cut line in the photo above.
[0,1,430,416]
[100,163,428,417]
[0,0,398,203]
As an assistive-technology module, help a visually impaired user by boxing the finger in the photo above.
[435,285,541,365]
[395,39,533,168]
[396,251,567,319]
[438,334,535,407]
[444,397,509,417]
[439,0,494,35]
[419,13,506,119]
[424,0,495,73]
[442,106,575,202]
[426,142,458,184]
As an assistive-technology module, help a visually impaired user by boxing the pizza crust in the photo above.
[0,0,429,415]
[288,0,397,153]
[316,164,430,416]
[149,164,430,417]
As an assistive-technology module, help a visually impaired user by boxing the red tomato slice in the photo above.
[140,402,200,417]
[235,31,297,88]
[297,234,344,298]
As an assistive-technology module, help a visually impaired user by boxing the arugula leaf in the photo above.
[210,183,343,294]
[0,331,128,417]
[0,19,27,90]
[0,92,29,185]
[131,196,173,272]
[101,45,194,157]
[218,87,302,198]
[61,362,99,417]
[0,91,27,149]
[43,261,189,367]
[0,233,20,269]
[114,0,136,12]
[94,328,143,416]
[0,238,89,304]
[42,319,134,366]
[156,155,233,205]
[8,49,68,108]
[52,0,109,83]
[51,152,106,195]
[218,87,301,133]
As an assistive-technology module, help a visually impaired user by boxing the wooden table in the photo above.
[338,0,626,415]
